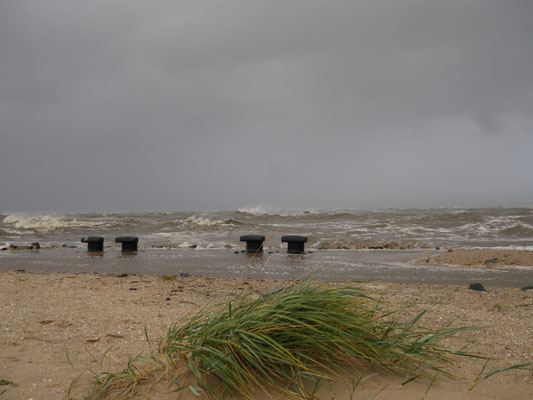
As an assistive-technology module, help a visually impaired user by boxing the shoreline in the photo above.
[1,271,532,399]
[1,248,533,289]
[422,248,533,268]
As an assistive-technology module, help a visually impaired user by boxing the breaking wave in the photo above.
[237,206,318,217]
[2,214,107,232]
[183,215,240,227]
[1,208,532,250]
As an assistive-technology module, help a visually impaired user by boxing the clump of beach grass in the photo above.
[84,281,532,399]
[163,282,483,398]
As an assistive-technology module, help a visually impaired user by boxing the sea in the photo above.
[1,207,532,287]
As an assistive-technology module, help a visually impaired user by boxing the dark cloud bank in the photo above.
[1,0,532,212]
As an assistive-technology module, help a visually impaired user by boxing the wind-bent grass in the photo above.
[84,329,169,400]
[164,282,483,398]
[83,282,532,399]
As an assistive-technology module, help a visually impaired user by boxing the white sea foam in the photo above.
[455,217,532,236]
[237,206,272,215]
[146,232,227,248]
[237,206,317,217]
[2,214,106,232]
[177,240,200,248]
[183,215,231,227]
[1,228,28,235]
[146,232,185,240]
[471,245,533,251]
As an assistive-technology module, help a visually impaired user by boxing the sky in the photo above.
[1,0,532,212]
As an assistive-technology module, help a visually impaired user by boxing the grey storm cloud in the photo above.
[1,0,532,211]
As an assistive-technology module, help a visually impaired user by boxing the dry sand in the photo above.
[1,268,532,399]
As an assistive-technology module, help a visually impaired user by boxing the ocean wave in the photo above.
[176,239,200,248]
[150,239,235,249]
[2,214,107,232]
[499,223,533,236]
[183,215,239,227]
[311,239,426,250]
[2,208,532,250]
[236,206,318,217]
[237,206,281,216]
[468,245,533,252]
[454,217,533,237]
[1,228,29,235]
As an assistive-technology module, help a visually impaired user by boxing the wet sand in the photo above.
[1,270,532,399]
[424,249,533,268]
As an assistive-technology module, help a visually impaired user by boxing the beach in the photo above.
[3,0,533,397]
[1,209,533,398]
[1,264,532,399]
